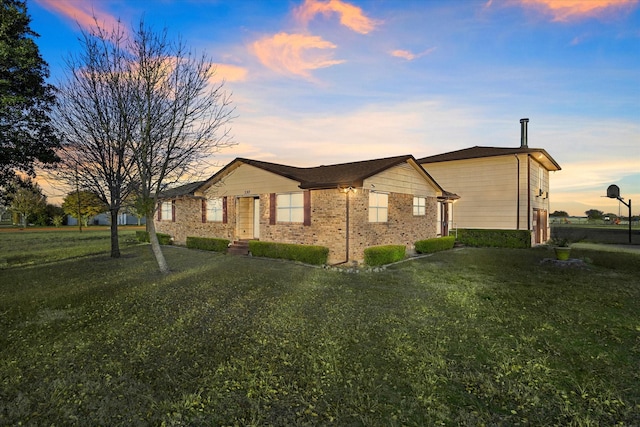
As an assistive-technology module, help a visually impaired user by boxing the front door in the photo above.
[236,196,260,240]
[534,209,548,244]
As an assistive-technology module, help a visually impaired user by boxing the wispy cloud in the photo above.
[390,47,437,61]
[294,0,381,34]
[252,32,345,79]
[34,0,122,33]
[520,0,639,22]
[212,63,248,82]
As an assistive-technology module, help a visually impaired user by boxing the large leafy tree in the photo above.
[585,209,604,221]
[62,190,108,227]
[9,179,46,227]
[0,0,60,188]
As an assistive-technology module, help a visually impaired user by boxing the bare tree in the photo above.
[128,21,235,273]
[55,21,137,257]
[56,18,234,272]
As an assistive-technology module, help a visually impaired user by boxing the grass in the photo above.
[0,227,141,268]
[551,223,640,245]
[0,230,639,425]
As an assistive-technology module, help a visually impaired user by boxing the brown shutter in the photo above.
[201,199,207,223]
[171,200,176,222]
[222,197,228,224]
[157,203,161,221]
[303,190,311,226]
[269,193,276,225]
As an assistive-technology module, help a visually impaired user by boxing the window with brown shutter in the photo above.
[222,196,228,224]
[269,193,276,225]
[171,200,176,222]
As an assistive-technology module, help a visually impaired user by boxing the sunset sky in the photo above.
[28,0,639,217]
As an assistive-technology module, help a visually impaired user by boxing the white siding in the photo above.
[363,163,438,196]
[203,164,300,198]
[423,156,520,229]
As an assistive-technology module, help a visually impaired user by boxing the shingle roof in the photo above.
[237,155,433,189]
[418,146,561,171]
[164,154,454,198]
[158,180,205,199]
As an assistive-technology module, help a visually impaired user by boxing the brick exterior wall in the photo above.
[156,188,439,264]
[155,197,235,244]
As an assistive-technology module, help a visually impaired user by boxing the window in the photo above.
[413,196,426,216]
[206,198,224,222]
[160,201,173,221]
[276,192,304,223]
[368,192,388,222]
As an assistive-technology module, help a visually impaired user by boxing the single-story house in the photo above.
[417,119,561,245]
[66,212,146,226]
[155,155,458,264]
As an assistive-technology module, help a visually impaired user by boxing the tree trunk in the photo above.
[146,214,170,274]
[110,209,120,258]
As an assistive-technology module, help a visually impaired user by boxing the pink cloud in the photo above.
[34,0,122,33]
[390,47,437,61]
[211,63,248,83]
[520,0,638,21]
[294,0,380,34]
[252,32,345,79]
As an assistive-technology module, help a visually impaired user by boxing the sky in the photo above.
[27,0,640,217]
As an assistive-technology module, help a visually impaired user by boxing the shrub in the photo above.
[52,215,64,227]
[248,241,329,265]
[415,236,455,254]
[135,231,172,245]
[186,236,230,252]
[364,245,406,266]
[456,229,531,248]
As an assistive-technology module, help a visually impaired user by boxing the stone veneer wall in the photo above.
[156,188,439,264]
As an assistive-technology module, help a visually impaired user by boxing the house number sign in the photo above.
[244,190,251,195]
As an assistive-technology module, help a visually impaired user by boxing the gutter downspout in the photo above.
[527,155,531,231]
[515,154,520,230]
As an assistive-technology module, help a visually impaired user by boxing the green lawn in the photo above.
[0,227,141,268]
[1,230,639,425]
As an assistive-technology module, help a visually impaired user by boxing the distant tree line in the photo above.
[550,209,638,223]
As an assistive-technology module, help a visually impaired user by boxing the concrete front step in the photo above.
[227,240,251,256]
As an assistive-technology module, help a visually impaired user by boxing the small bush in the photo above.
[248,241,329,265]
[135,231,172,245]
[364,245,406,266]
[135,231,148,242]
[415,236,455,254]
[52,215,64,227]
[456,229,531,248]
[186,236,230,252]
